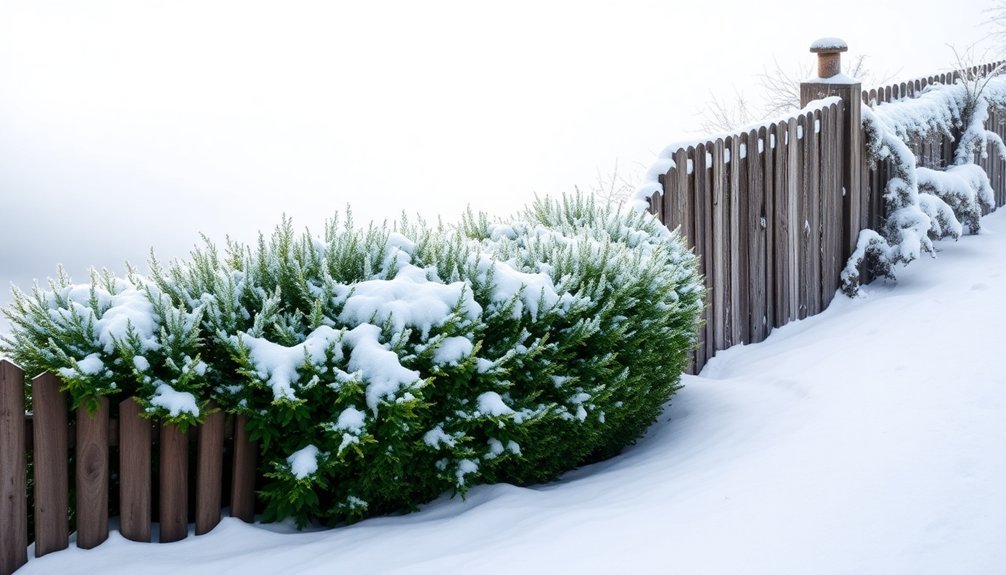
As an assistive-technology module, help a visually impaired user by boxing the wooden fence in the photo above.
[647,61,1006,373]
[0,360,258,575]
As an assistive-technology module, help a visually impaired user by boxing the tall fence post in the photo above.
[800,37,863,261]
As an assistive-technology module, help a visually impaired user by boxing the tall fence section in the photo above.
[0,360,258,575]
[647,49,1006,373]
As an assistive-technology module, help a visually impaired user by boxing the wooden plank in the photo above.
[807,111,822,315]
[76,397,109,549]
[693,143,710,370]
[159,423,189,542]
[820,105,838,306]
[196,408,225,535]
[0,361,27,575]
[835,103,849,285]
[748,128,768,343]
[31,373,69,557]
[231,415,257,523]
[774,120,789,327]
[703,143,716,362]
[763,125,776,336]
[673,148,692,245]
[119,397,151,543]
[787,118,800,321]
[736,133,751,344]
[712,138,727,353]
[672,147,696,245]
[729,135,743,346]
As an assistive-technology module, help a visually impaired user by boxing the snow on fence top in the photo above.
[631,95,842,210]
[810,37,847,52]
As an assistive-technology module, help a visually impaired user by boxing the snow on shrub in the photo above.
[1,193,703,526]
[843,73,1006,295]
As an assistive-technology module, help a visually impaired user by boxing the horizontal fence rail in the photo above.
[0,360,259,575]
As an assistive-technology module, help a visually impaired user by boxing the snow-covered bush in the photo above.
[1,193,703,526]
[843,73,1006,295]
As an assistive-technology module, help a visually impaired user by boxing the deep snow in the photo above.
[18,211,1006,574]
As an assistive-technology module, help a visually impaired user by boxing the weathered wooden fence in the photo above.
[647,49,1006,373]
[651,101,845,370]
[0,360,258,575]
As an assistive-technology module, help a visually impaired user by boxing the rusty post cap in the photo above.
[810,37,848,54]
[810,37,848,78]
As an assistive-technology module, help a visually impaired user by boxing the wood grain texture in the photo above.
[76,398,109,550]
[231,415,258,523]
[196,408,225,535]
[159,423,189,543]
[712,138,727,352]
[31,372,68,557]
[0,361,27,575]
[119,397,151,543]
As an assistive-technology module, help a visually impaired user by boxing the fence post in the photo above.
[800,37,863,261]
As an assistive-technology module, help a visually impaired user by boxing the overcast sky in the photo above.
[0,0,998,333]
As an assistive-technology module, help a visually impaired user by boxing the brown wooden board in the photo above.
[31,373,69,557]
[119,397,151,543]
[820,107,836,305]
[787,118,800,322]
[763,125,776,337]
[159,423,189,543]
[231,415,257,523]
[693,143,709,370]
[673,148,691,245]
[748,129,768,343]
[728,135,743,346]
[712,138,727,352]
[735,133,750,344]
[196,408,225,535]
[76,398,109,550]
[0,361,27,575]
[807,111,823,316]
[773,120,789,327]
[703,143,716,362]
[797,116,810,320]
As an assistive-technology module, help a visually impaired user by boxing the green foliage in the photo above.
[1,193,704,527]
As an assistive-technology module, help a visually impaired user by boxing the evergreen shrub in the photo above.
[2,193,703,526]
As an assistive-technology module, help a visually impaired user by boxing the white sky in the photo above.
[0,0,998,331]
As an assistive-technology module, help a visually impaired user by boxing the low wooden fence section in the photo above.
[650,100,846,371]
[0,360,258,575]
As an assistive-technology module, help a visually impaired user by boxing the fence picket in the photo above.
[76,398,109,550]
[733,134,749,344]
[712,138,728,351]
[693,143,710,370]
[0,361,27,575]
[119,398,151,543]
[31,373,68,557]
[806,111,822,315]
[231,415,257,523]
[773,120,790,326]
[159,423,189,543]
[748,128,768,343]
[196,409,225,535]
[763,125,776,338]
[787,118,800,321]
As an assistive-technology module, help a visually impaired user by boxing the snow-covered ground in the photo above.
[19,211,1006,574]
